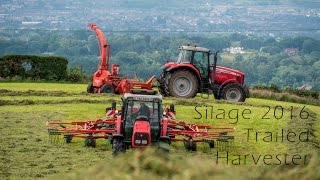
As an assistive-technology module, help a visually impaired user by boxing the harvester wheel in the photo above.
[112,139,124,156]
[167,70,198,98]
[101,84,114,94]
[221,83,246,102]
[87,83,94,93]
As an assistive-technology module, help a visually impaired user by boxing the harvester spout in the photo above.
[88,23,110,70]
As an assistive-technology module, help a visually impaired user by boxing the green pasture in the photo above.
[0,82,319,179]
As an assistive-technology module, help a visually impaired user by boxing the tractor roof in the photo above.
[124,93,162,102]
[124,89,162,102]
[179,45,210,53]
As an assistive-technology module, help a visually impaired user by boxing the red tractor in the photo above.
[158,45,249,102]
[86,23,154,94]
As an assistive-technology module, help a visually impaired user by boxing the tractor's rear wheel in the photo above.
[158,72,169,96]
[87,83,94,93]
[167,70,198,98]
[221,83,246,102]
[112,139,124,156]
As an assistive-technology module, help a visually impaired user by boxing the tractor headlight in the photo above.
[134,133,149,146]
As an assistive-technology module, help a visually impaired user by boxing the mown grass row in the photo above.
[0,82,86,92]
[0,89,85,96]
[0,82,319,179]
[0,99,114,106]
[250,89,320,106]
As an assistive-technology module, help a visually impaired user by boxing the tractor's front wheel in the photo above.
[112,139,124,156]
[221,83,246,102]
[213,93,220,100]
[167,70,198,98]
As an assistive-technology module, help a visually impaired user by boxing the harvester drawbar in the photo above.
[47,90,235,154]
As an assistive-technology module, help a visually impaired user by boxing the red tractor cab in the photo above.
[158,45,249,102]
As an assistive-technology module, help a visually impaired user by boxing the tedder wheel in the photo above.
[87,83,94,93]
[84,135,96,147]
[208,140,215,148]
[184,140,197,151]
[101,84,114,94]
[221,83,246,102]
[112,139,124,156]
[167,70,198,98]
[64,134,73,144]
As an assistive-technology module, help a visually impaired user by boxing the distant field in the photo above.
[0,82,319,179]
[0,82,87,92]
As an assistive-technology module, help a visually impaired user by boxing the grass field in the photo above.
[0,82,319,179]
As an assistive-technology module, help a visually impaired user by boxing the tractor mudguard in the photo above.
[112,134,124,140]
[159,136,171,144]
[165,64,200,79]
[217,79,239,94]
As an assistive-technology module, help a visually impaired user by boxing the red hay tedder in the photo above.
[47,89,235,155]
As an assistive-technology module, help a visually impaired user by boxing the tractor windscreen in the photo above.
[177,50,192,63]
[125,100,160,124]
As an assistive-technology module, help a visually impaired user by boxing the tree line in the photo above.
[0,30,319,90]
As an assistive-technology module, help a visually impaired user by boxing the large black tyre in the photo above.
[221,83,246,102]
[87,83,94,93]
[112,139,124,156]
[213,93,220,100]
[101,84,114,94]
[167,70,198,98]
[158,72,169,97]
